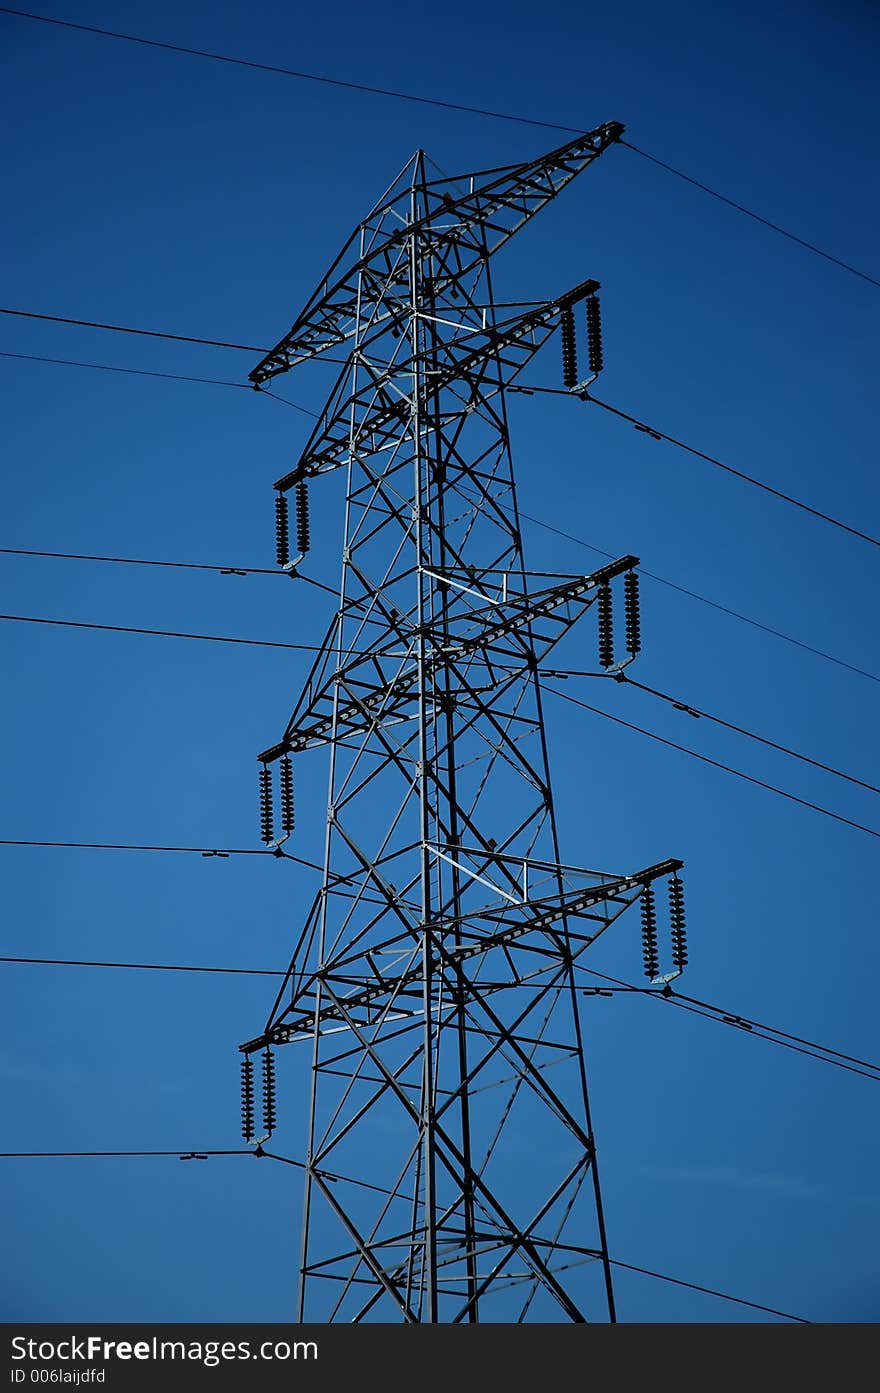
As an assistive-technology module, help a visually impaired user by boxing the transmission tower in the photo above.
[240,119,689,1323]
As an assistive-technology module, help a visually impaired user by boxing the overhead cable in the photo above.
[2,8,875,290]
[544,685,880,841]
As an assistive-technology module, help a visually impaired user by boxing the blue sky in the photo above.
[2,0,878,1322]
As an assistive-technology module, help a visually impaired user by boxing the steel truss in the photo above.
[240,120,688,1322]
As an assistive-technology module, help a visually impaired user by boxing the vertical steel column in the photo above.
[409,172,439,1321]
[296,225,368,1320]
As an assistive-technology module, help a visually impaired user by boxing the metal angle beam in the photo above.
[271,280,600,488]
[240,858,679,1050]
[250,123,622,380]
[257,556,637,759]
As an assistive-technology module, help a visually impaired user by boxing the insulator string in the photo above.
[295,480,311,556]
[640,884,660,980]
[585,294,604,374]
[597,582,614,669]
[262,1048,277,1135]
[274,492,289,567]
[240,1057,255,1142]
[560,306,578,388]
[280,755,295,834]
[669,874,688,971]
[624,569,641,656]
[259,764,274,845]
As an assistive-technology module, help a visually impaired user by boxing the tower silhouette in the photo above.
[240,120,687,1322]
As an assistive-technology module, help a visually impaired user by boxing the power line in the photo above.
[624,672,880,796]
[0,612,333,651]
[9,352,873,684]
[659,992,880,1084]
[7,599,871,732]
[6,951,877,1084]
[0,955,285,976]
[0,956,564,987]
[582,968,880,1084]
[0,1149,250,1159]
[544,685,880,841]
[0,549,340,601]
[0,546,335,598]
[0,544,277,576]
[0,839,323,871]
[0,1139,808,1317]
[5,340,871,668]
[632,562,880,686]
[511,384,880,552]
[549,669,880,797]
[1,300,873,859]
[0,1144,419,1199]
[7,952,878,1084]
[5,357,873,678]
[0,306,267,352]
[0,381,873,680]
[620,139,880,293]
[236,1148,404,1200]
[258,386,321,416]
[0,6,582,135]
[0,349,252,388]
[0,1144,361,1192]
[0,350,322,417]
[461,484,880,686]
[5,350,876,666]
[586,391,880,552]
[3,9,876,295]
[606,1259,809,1323]
[0,1139,813,1318]
[8,342,875,640]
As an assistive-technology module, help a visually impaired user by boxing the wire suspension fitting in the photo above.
[669,874,688,970]
[295,480,311,556]
[640,883,660,980]
[280,755,295,835]
[585,294,604,374]
[624,569,642,656]
[240,1056,255,1142]
[274,492,290,567]
[259,764,274,845]
[560,306,578,389]
[262,1047,277,1135]
[597,582,614,669]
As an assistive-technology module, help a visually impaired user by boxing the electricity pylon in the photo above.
[240,120,689,1323]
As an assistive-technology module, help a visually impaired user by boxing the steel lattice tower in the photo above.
[240,120,688,1323]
